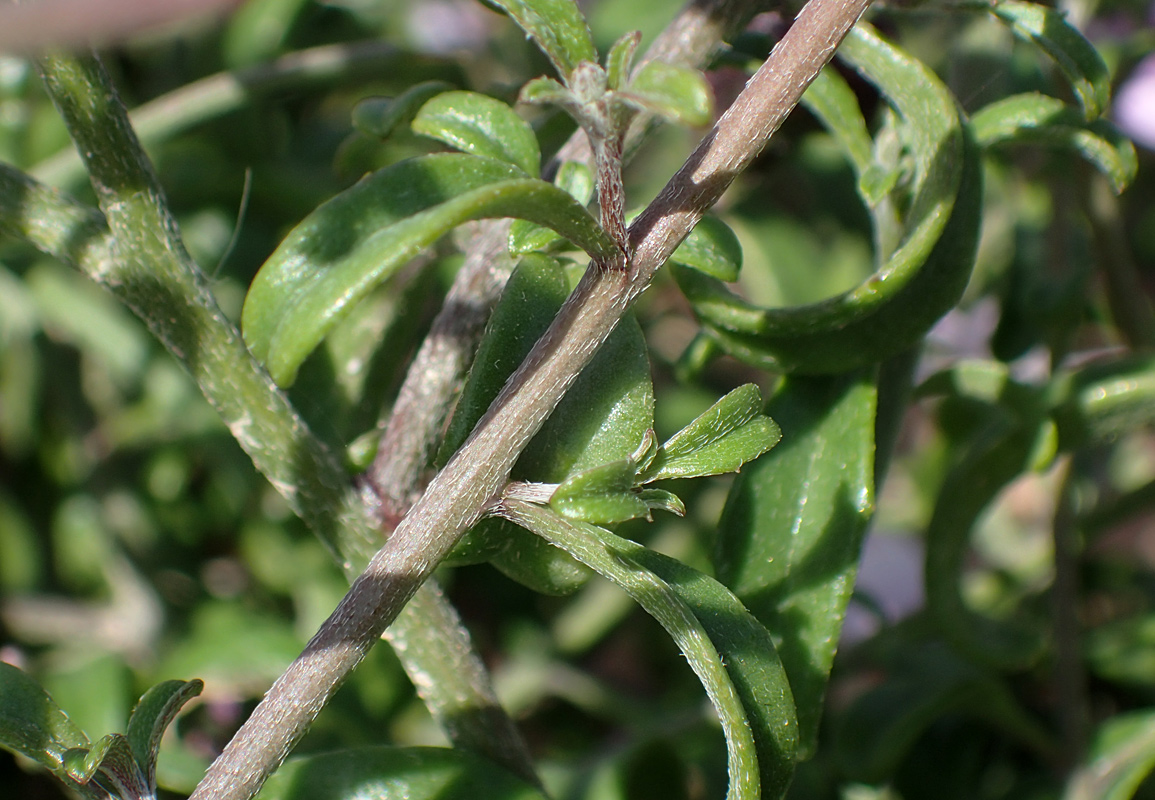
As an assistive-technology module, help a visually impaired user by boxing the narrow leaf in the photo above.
[989,0,1111,120]
[674,24,981,374]
[64,734,151,800]
[125,679,203,791]
[499,499,798,799]
[715,373,876,757]
[413,91,541,177]
[619,61,712,127]
[486,0,597,78]
[642,384,781,482]
[0,661,89,776]
[973,92,1138,193]
[605,30,641,90]
[551,459,650,524]
[508,160,594,254]
[242,154,616,386]
[255,745,547,800]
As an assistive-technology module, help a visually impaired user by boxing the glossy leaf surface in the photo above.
[412,91,541,177]
[486,0,596,79]
[508,160,594,254]
[242,154,616,386]
[666,215,743,282]
[1065,710,1155,800]
[0,661,90,778]
[973,92,1137,193]
[64,734,150,800]
[125,679,203,790]
[255,746,548,800]
[618,60,712,127]
[715,373,876,756]
[499,499,797,799]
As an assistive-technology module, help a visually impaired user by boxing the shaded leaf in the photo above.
[351,81,455,141]
[715,373,876,757]
[989,0,1111,120]
[242,154,616,386]
[667,215,743,282]
[255,745,547,800]
[413,91,541,177]
[973,92,1137,193]
[508,160,594,254]
[486,0,597,79]
[0,661,90,777]
[64,734,150,800]
[498,499,798,799]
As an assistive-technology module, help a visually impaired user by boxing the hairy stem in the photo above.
[366,0,771,519]
[195,0,873,796]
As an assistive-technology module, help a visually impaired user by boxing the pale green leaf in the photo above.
[667,215,743,282]
[413,91,541,177]
[619,60,711,127]
[487,0,596,78]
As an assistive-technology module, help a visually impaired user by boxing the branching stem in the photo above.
[191,0,873,796]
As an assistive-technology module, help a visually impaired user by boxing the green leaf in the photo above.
[486,0,597,79]
[550,459,652,524]
[605,30,641,90]
[641,384,781,482]
[618,61,712,127]
[508,161,594,254]
[351,81,456,141]
[973,92,1138,193]
[255,745,548,800]
[667,215,743,282]
[498,500,798,799]
[1051,357,1155,448]
[0,661,90,778]
[440,254,654,592]
[242,154,617,386]
[836,641,1055,782]
[64,734,150,800]
[1065,710,1155,800]
[126,679,203,791]
[413,91,541,177]
[989,0,1111,120]
[714,373,876,757]
[674,24,981,374]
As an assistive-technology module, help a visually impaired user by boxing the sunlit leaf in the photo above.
[64,734,150,800]
[605,30,641,90]
[242,154,616,386]
[715,372,876,757]
[126,679,203,790]
[508,161,594,254]
[413,91,541,177]
[0,662,90,778]
[486,0,597,79]
[498,500,798,799]
[618,61,712,127]
[989,0,1111,120]
[667,215,743,282]
[974,92,1137,193]
[1065,710,1155,800]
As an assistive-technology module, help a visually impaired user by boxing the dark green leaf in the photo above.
[1051,356,1155,448]
[1066,710,1155,800]
[674,24,981,374]
[486,0,597,79]
[64,734,150,800]
[550,459,651,524]
[508,161,594,254]
[667,215,743,282]
[641,384,781,482]
[351,82,455,141]
[618,61,711,127]
[441,254,653,592]
[498,500,798,798]
[989,0,1111,120]
[255,745,548,800]
[973,92,1137,193]
[126,679,203,791]
[0,661,90,778]
[413,91,541,177]
[242,154,616,386]
[715,373,876,757]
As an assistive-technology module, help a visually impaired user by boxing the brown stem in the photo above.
[191,0,873,797]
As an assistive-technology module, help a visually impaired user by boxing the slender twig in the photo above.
[192,0,872,796]
[366,0,772,519]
